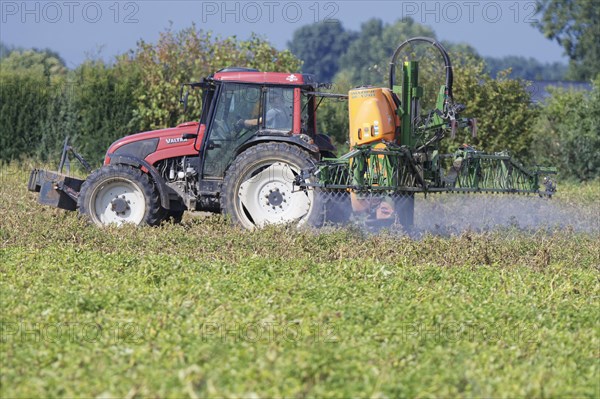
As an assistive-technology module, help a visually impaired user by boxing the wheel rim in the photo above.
[236,161,313,228]
[89,178,146,226]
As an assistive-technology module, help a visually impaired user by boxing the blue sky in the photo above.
[1,1,567,68]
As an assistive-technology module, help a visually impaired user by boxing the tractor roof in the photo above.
[213,67,316,86]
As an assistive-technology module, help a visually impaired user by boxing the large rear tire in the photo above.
[78,164,164,226]
[221,142,323,229]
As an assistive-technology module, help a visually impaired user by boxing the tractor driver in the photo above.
[237,89,292,131]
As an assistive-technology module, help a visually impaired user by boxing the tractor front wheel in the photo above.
[78,164,164,226]
[221,143,323,229]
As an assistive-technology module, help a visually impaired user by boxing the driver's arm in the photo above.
[239,108,276,128]
[240,118,260,128]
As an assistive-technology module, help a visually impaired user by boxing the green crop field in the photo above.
[1,164,599,398]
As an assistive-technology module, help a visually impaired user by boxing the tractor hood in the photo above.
[104,121,201,165]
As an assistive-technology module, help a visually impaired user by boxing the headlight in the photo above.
[112,138,159,160]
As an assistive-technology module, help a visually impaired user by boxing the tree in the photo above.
[69,60,141,164]
[0,48,67,78]
[449,56,539,160]
[316,69,353,147]
[0,71,54,161]
[484,56,568,80]
[288,21,357,82]
[0,47,68,162]
[0,42,16,60]
[531,76,600,181]
[533,0,600,80]
[441,42,481,60]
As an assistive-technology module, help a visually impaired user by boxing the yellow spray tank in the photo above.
[348,87,400,147]
[348,87,401,215]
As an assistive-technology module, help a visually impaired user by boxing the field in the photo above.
[1,164,599,398]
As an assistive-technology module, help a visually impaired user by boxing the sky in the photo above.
[1,0,568,69]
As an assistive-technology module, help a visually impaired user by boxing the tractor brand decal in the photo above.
[286,74,299,82]
[165,137,188,144]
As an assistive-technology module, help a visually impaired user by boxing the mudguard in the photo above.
[235,133,321,158]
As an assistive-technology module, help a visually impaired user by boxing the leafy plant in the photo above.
[449,56,538,159]
[533,0,600,80]
[531,75,600,180]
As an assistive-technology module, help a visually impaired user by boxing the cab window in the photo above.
[263,87,294,131]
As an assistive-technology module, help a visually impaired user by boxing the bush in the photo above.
[0,62,140,166]
[70,61,140,164]
[448,56,538,159]
[0,72,55,161]
[531,75,600,181]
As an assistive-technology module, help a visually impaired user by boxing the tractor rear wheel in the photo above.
[78,164,164,226]
[221,142,323,229]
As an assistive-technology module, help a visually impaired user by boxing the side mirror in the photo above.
[179,83,193,113]
[180,89,190,113]
[179,81,206,113]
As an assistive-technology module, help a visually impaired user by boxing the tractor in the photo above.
[28,37,556,229]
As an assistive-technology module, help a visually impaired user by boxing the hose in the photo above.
[388,36,453,100]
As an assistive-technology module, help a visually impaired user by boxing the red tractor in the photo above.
[29,67,339,229]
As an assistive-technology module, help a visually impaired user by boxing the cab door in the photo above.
[202,83,262,178]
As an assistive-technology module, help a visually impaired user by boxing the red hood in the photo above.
[107,121,199,153]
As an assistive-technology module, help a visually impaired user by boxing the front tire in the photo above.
[78,164,164,226]
[221,142,323,229]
